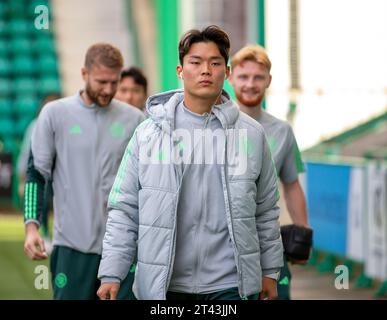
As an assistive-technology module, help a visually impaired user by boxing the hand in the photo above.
[97,282,120,300]
[258,277,278,300]
[24,223,48,260]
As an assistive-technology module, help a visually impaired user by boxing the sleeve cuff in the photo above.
[262,268,281,276]
[100,277,121,284]
[24,219,40,227]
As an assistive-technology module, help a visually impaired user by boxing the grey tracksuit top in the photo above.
[168,101,237,294]
[98,89,283,299]
[256,111,305,183]
[28,92,145,254]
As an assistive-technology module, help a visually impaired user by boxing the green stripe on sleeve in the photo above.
[32,182,37,220]
[109,144,133,206]
[24,183,29,219]
[109,130,140,206]
[29,182,33,219]
[293,143,305,173]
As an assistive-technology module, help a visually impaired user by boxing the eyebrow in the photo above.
[188,55,223,60]
[95,79,118,82]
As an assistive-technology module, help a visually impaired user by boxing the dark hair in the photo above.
[84,43,123,70]
[121,67,148,93]
[37,93,61,116]
[178,25,230,65]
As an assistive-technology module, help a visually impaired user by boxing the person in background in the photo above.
[115,66,148,112]
[229,44,309,300]
[17,93,60,249]
[23,43,145,299]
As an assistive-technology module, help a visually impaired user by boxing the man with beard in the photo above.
[229,45,309,300]
[23,43,145,299]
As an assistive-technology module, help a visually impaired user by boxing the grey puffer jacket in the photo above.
[98,89,283,299]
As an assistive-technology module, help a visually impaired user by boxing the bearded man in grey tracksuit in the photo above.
[97,26,283,301]
[23,43,145,299]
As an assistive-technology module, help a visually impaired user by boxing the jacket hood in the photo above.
[145,89,240,134]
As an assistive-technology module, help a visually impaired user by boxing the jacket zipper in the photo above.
[165,113,210,295]
[192,114,211,293]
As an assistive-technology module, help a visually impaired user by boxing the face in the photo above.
[229,60,271,107]
[82,64,121,107]
[115,76,147,109]
[177,41,230,102]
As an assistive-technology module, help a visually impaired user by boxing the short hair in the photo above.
[231,45,271,72]
[121,67,148,93]
[37,93,61,116]
[84,43,124,70]
[178,25,230,65]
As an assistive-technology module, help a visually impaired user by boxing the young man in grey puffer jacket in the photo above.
[97,25,283,300]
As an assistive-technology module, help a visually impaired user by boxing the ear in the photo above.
[225,66,231,80]
[176,65,183,79]
[267,74,272,88]
[81,67,88,82]
[226,67,233,84]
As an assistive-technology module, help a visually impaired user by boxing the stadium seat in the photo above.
[12,56,36,76]
[29,0,50,11]
[37,54,58,75]
[39,77,61,95]
[0,38,9,58]
[9,37,33,55]
[0,21,7,37]
[0,57,11,76]
[0,78,12,97]
[14,78,37,96]
[0,99,12,115]
[0,118,15,137]
[8,1,27,19]
[34,37,56,55]
[0,38,9,56]
[7,19,31,36]
[13,95,39,116]
[0,3,8,20]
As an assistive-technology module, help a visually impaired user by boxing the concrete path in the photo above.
[290,265,386,300]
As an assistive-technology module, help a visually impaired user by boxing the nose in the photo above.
[201,62,211,75]
[246,77,255,87]
[126,92,133,103]
[103,83,114,95]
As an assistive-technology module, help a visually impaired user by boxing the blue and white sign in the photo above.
[306,162,351,255]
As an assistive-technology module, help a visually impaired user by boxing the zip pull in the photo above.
[203,112,211,129]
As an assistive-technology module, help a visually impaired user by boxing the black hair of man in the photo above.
[178,25,230,66]
[120,67,148,94]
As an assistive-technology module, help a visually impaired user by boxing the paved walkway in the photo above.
[290,265,386,300]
